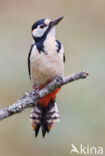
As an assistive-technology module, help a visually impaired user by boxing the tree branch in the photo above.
[0,70,89,121]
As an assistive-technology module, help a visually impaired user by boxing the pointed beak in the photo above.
[50,16,63,27]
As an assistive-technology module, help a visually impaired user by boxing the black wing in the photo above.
[63,53,66,63]
[56,40,65,63]
[28,44,34,79]
[56,40,61,53]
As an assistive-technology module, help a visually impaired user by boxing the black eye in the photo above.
[40,24,47,29]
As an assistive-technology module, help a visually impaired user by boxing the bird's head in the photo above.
[31,16,63,42]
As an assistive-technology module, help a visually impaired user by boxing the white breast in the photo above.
[30,38,64,87]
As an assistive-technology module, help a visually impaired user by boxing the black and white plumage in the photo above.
[30,100,60,137]
[28,17,65,137]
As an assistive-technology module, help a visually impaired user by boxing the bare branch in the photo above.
[0,70,89,121]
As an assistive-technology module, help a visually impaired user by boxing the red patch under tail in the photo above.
[38,88,61,107]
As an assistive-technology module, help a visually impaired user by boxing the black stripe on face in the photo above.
[32,19,47,53]
[34,25,52,53]
[32,19,53,53]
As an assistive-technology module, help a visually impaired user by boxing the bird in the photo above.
[28,16,65,137]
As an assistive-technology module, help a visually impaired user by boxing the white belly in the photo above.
[30,41,64,86]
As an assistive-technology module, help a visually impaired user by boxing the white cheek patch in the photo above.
[32,25,48,38]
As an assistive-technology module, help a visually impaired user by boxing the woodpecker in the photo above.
[28,16,65,137]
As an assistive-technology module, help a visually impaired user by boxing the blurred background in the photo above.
[0,0,105,155]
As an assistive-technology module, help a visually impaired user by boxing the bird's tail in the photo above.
[29,99,60,137]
